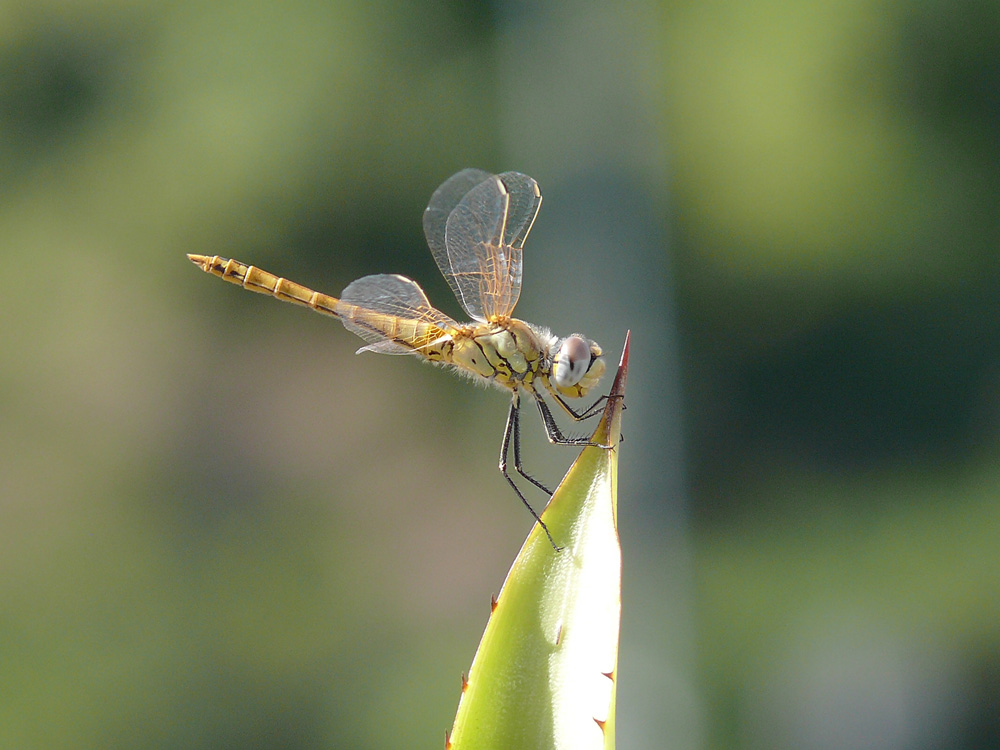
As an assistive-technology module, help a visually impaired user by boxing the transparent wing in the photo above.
[336,274,460,355]
[422,170,541,322]
[423,169,493,260]
[495,171,543,254]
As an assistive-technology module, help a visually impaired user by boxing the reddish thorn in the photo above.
[444,729,452,749]
[602,670,615,681]
[490,593,498,612]
[461,672,469,692]
[595,717,607,732]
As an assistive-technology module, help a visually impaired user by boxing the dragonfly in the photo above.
[188,168,608,547]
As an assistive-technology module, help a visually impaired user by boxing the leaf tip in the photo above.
[609,329,630,400]
[591,330,631,446]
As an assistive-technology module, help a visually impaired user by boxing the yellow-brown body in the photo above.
[188,254,603,400]
[187,169,609,549]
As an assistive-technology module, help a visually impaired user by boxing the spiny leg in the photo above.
[547,391,627,445]
[534,394,597,446]
[510,397,554,496]
[549,391,611,421]
[500,394,561,551]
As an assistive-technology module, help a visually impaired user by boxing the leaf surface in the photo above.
[448,332,630,750]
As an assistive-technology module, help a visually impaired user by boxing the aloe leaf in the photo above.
[447,331,630,750]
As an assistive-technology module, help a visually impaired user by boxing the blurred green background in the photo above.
[3,0,998,747]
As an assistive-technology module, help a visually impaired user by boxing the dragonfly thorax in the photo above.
[456,319,542,386]
[454,320,604,399]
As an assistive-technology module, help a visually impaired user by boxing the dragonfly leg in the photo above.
[500,395,561,551]
[549,391,611,421]
[546,390,627,447]
[510,398,554,496]
[534,394,598,446]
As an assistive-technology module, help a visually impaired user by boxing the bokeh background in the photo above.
[3,0,998,747]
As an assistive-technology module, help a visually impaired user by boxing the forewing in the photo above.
[423,169,493,321]
[494,171,541,312]
[496,172,542,249]
[423,170,541,322]
[443,175,510,320]
[337,274,458,355]
[424,168,493,258]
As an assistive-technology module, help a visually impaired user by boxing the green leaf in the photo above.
[447,332,630,750]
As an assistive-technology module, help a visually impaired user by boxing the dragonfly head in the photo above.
[551,334,605,398]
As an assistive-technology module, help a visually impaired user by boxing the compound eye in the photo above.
[552,335,591,388]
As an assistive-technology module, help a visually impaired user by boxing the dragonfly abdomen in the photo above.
[188,255,341,317]
[336,303,455,356]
